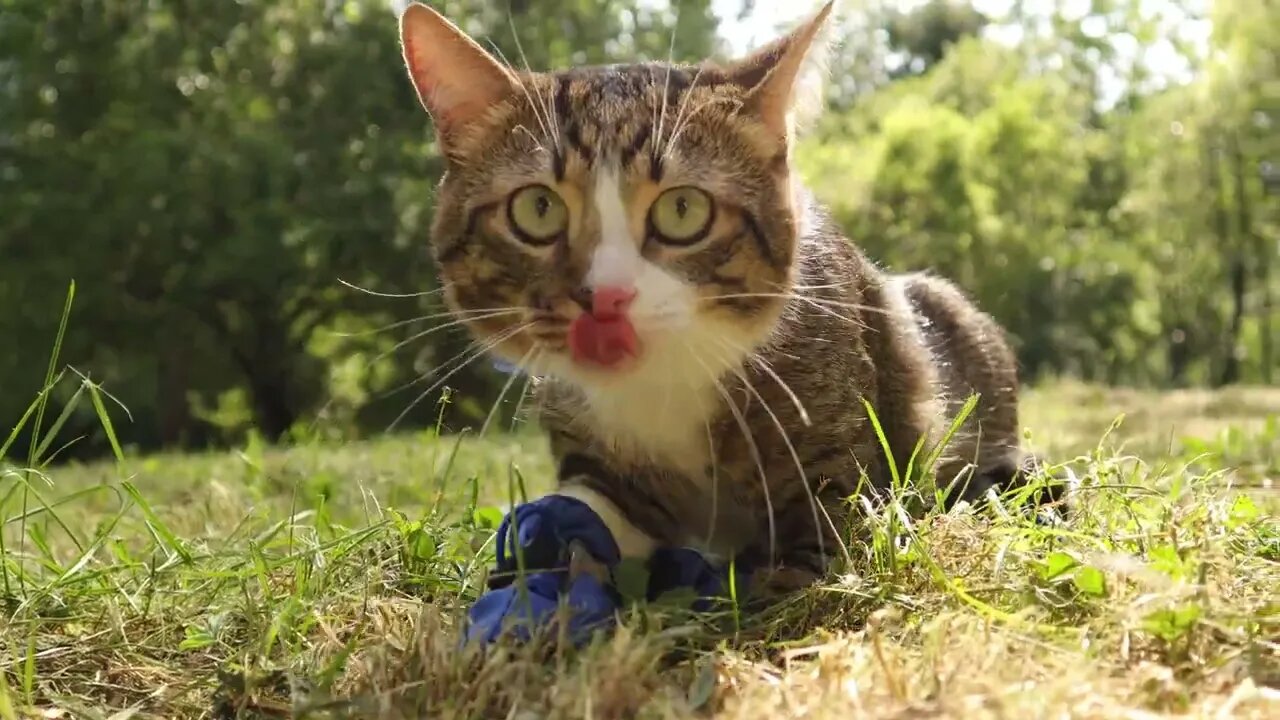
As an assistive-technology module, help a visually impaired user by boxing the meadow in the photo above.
[0,379,1277,719]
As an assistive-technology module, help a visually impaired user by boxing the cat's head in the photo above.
[399,2,834,392]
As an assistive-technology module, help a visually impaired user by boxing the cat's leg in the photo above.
[743,486,848,597]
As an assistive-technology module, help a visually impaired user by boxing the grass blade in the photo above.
[121,481,193,564]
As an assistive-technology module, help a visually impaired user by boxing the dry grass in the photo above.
[1,380,1278,718]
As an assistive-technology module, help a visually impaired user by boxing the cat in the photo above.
[398,1,1054,594]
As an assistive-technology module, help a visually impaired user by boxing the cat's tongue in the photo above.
[568,314,639,368]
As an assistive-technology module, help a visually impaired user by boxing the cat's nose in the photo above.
[571,286,636,321]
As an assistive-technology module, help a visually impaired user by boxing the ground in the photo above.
[1,381,1278,719]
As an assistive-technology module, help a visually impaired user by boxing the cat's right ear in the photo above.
[399,2,516,142]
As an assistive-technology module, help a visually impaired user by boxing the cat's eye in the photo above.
[649,186,714,245]
[508,184,568,244]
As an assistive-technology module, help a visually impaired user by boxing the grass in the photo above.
[1,376,1278,718]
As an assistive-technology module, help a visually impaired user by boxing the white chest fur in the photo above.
[582,372,718,478]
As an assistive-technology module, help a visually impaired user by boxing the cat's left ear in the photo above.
[727,1,837,140]
[399,2,517,146]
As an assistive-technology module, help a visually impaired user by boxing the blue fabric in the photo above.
[464,570,618,645]
[463,494,749,647]
[646,547,751,612]
[493,494,622,574]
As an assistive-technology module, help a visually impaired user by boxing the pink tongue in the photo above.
[569,315,639,367]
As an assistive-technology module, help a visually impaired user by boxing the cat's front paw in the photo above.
[464,495,623,647]
[491,494,622,580]
[464,569,617,646]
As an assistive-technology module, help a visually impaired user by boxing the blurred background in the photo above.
[0,0,1275,459]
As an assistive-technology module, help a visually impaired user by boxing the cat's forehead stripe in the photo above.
[548,64,706,178]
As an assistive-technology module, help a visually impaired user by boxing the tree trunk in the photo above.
[158,339,192,446]
[1259,212,1274,385]
[1207,133,1243,386]
[245,368,298,441]
[1223,132,1253,385]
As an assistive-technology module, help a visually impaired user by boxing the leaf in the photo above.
[407,527,436,561]
[1073,566,1107,597]
[687,659,718,710]
[1228,494,1259,527]
[1148,544,1184,580]
[1040,551,1078,580]
[179,625,215,651]
[472,506,504,530]
[1142,603,1202,642]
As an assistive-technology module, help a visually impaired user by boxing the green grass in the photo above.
[1,379,1278,719]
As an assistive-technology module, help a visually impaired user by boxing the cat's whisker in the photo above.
[507,352,541,433]
[707,339,848,567]
[387,322,532,431]
[487,34,556,152]
[703,291,878,331]
[375,308,524,364]
[479,344,538,438]
[663,95,736,162]
[331,305,524,340]
[504,17,560,152]
[512,124,548,154]
[710,334,811,427]
[685,342,777,568]
[308,309,519,432]
[702,416,721,551]
[336,278,451,299]
[653,17,679,163]
[661,63,706,157]
[703,291,889,315]
[376,326,512,403]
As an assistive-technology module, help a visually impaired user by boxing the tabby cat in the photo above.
[398,1,1049,593]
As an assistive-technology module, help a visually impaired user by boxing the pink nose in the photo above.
[590,286,636,321]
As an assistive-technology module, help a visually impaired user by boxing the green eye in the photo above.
[649,186,714,245]
[508,184,568,243]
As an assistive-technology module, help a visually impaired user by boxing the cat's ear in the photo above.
[727,1,837,140]
[399,2,516,141]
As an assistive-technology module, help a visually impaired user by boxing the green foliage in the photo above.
[0,0,718,455]
[1,0,1276,457]
[802,0,1278,388]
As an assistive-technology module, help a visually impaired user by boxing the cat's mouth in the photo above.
[567,312,641,370]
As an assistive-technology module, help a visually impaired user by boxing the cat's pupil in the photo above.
[675,195,688,218]
[535,194,550,218]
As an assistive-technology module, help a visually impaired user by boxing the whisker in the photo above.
[504,16,560,152]
[330,306,524,340]
[702,291,878,332]
[479,344,538,438]
[374,308,524,364]
[662,63,706,157]
[387,322,531,431]
[684,341,777,568]
[710,334,811,427]
[654,14,679,161]
[702,417,720,550]
[336,278,450,299]
[707,340,848,568]
[486,34,555,152]
[702,291,891,316]
[663,94,734,162]
[507,354,540,433]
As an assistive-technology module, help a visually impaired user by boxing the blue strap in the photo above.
[491,494,621,580]
[464,495,750,647]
